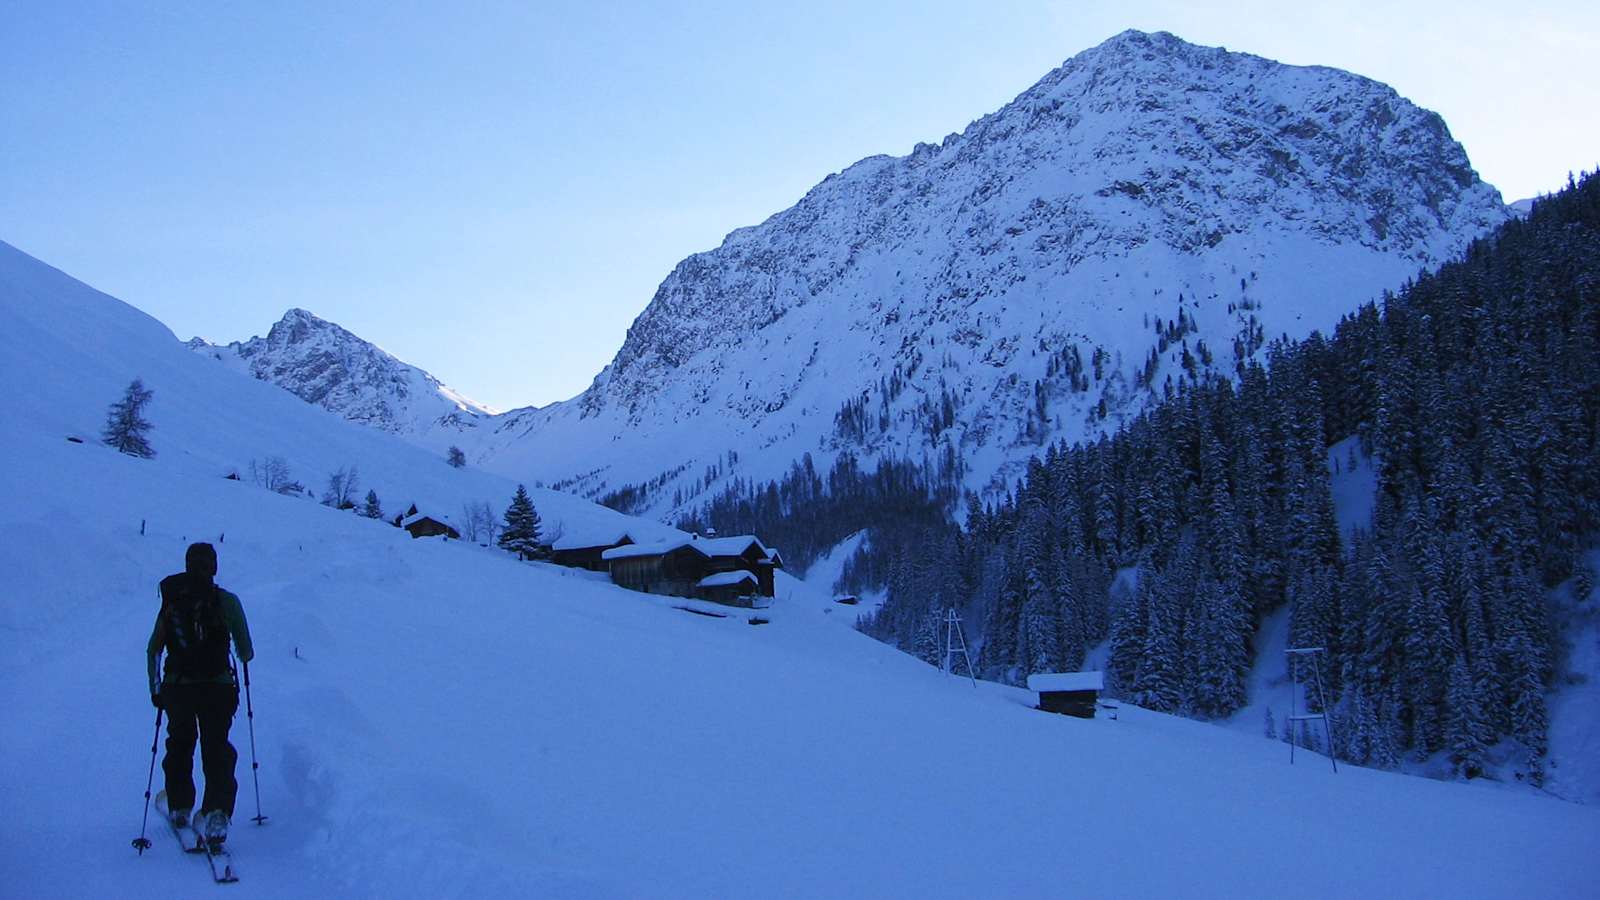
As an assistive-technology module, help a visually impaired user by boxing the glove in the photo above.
[151,689,164,710]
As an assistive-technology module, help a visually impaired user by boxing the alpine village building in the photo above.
[600,535,782,608]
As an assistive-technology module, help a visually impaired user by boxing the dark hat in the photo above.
[185,542,218,578]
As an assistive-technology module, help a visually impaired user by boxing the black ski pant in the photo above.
[161,682,240,818]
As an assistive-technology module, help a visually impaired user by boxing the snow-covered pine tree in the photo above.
[1368,688,1404,769]
[1401,503,1452,756]
[1501,615,1550,787]
[101,378,155,458]
[1444,654,1490,778]
[1049,545,1086,673]
[1018,560,1060,677]
[498,485,546,560]
[912,606,944,668]
[1192,570,1250,718]
[447,445,466,468]
[1090,454,1120,563]
[1342,689,1373,765]
[1131,562,1184,713]
[1105,562,1150,696]
[978,541,1024,682]
[361,489,383,519]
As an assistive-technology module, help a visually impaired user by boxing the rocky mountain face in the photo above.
[207,31,1512,518]
[189,308,495,439]
[466,30,1509,514]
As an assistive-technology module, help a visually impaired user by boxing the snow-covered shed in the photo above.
[1026,671,1104,719]
[696,570,764,607]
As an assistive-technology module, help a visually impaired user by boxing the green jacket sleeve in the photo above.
[221,589,254,664]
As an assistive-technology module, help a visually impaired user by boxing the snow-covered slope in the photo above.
[4,359,1598,898]
[0,239,679,563]
[189,308,496,440]
[1549,550,1600,805]
[456,29,1510,512]
[3,232,1594,898]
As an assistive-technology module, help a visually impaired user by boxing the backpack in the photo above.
[158,574,233,680]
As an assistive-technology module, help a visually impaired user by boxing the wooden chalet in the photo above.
[601,534,783,607]
[551,530,635,571]
[400,510,460,540]
[1026,671,1104,719]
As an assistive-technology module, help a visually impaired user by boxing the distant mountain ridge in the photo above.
[190,308,497,439]
[197,31,1515,517]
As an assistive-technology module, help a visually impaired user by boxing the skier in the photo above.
[147,542,254,848]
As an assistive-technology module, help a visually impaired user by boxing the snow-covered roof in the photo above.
[401,511,452,528]
[1026,671,1105,693]
[602,537,696,561]
[697,571,757,589]
[552,528,632,552]
[601,534,770,561]
[696,535,771,558]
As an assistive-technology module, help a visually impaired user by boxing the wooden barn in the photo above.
[551,530,635,571]
[1026,671,1105,719]
[400,511,460,540]
[693,535,780,597]
[602,534,782,607]
[696,570,762,607]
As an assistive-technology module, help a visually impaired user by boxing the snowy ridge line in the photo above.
[165,31,1511,529]
[438,29,1510,516]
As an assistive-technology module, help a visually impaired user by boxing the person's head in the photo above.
[185,542,218,580]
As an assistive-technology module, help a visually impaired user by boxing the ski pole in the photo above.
[132,708,163,854]
[242,661,268,825]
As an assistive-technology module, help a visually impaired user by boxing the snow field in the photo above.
[2,431,1597,898]
[3,237,1596,898]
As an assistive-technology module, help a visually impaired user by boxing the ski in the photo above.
[192,824,241,885]
[154,791,240,884]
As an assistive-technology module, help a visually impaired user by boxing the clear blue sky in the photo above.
[3,1,1596,410]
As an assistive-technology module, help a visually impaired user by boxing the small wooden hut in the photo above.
[696,570,762,607]
[1026,671,1105,719]
[401,511,460,540]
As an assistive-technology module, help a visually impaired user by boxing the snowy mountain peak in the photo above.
[168,33,1509,516]
[191,308,498,440]
[466,30,1509,512]
[268,306,329,342]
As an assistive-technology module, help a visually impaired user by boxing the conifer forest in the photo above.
[706,172,1600,781]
